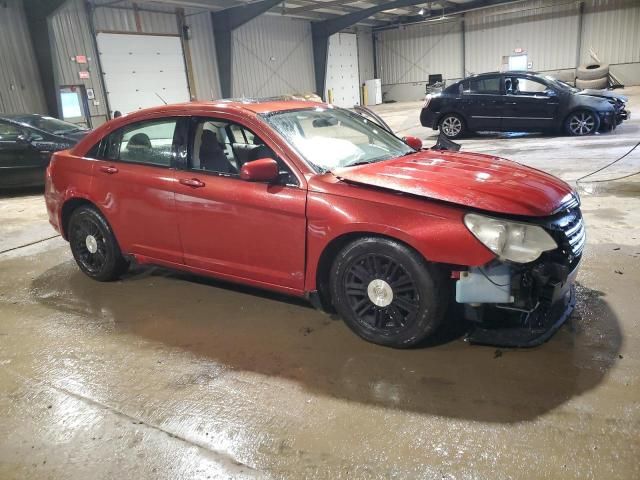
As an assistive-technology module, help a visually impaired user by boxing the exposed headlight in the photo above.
[464,213,558,263]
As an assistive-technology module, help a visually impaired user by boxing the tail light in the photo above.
[423,94,432,109]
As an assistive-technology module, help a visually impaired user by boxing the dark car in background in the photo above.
[421,71,630,139]
[0,114,88,188]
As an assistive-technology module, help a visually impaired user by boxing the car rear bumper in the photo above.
[420,109,439,130]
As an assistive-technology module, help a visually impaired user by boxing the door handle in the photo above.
[505,101,517,105]
[179,178,205,188]
[99,165,118,174]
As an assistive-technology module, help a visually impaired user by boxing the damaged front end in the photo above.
[456,205,585,347]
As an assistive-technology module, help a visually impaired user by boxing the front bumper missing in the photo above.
[458,258,580,348]
[465,284,576,348]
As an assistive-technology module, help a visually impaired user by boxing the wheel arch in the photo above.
[60,197,107,240]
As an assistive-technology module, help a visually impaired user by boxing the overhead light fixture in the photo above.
[426,6,450,22]
[418,7,425,15]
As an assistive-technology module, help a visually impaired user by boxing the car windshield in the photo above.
[17,116,86,135]
[542,75,579,92]
[262,107,414,173]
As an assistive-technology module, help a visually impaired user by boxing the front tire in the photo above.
[329,237,448,348]
[565,110,600,136]
[439,113,466,139]
[68,206,128,281]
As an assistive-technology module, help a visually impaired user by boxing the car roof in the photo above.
[462,71,543,79]
[117,99,324,120]
[0,113,43,120]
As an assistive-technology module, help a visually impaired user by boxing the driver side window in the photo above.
[506,77,548,95]
[190,118,298,186]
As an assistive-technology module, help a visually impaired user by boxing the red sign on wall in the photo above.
[76,55,87,64]
[79,71,90,79]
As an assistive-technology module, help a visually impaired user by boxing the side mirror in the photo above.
[240,158,279,183]
[403,136,423,151]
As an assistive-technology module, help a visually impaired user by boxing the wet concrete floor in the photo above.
[1,88,640,479]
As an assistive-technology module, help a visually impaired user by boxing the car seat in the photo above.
[200,130,235,173]
[126,132,152,161]
[512,78,520,94]
[505,78,512,94]
[248,137,275,162]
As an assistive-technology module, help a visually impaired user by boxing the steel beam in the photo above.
[312,0,428,97]
[211,0,282,98]
[373,0,525,30]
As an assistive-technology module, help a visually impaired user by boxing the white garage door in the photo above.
[97,33,190,114]
[325,33,360,108]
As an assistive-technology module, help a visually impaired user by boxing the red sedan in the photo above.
[45,100,584,348]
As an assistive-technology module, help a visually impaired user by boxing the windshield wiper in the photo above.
[343,160,372,168]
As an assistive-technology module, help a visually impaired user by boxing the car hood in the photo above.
[578,89,627,102]
[332,150,576,217]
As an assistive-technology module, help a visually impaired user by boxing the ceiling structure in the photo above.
[92,0,522,29]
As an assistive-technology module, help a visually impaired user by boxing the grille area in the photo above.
[543,207,585,262]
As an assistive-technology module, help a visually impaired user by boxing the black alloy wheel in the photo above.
[68,206,128,281]
[344,254,419,333]
[330,237,448,348]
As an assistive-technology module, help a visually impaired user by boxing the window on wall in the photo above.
[102,119,178,167]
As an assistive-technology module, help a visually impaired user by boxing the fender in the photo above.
[303,186,495,292]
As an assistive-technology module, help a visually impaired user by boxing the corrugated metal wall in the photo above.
[0,0,47,114]
[93,1,179,35]
[232,15,315,98]
[49,0,109,125]
[375,20,464,85]
[464,0,581,74]
[581,0,640,65]
[357,27,375,84]
[186,10,221,101]
[375,0,640,100]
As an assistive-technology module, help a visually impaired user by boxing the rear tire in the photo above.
[329,237,448,348]
[68,206,129,281]
[439,113,466,139]
[565,110,600,136]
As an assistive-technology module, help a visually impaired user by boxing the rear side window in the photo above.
[0,121,24,141]
[101,119,178,167]
[464,77,502,94]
